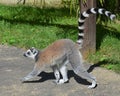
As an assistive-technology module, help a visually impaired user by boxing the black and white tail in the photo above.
[77,8,116,47]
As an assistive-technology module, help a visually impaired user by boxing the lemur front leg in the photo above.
[21,66,41,82]
[52,65,60,83]
[52,64,68,84]
[58,65,68,84]
[52,60,69,84]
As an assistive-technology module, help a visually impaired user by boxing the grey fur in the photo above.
[22,39,96,88]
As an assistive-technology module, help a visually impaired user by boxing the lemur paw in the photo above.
[56,79,69,84]
[88,80,97,89]
[57,79,65,84]
[21,77,29,82]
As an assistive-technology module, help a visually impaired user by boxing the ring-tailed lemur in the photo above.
[21,8,115,89]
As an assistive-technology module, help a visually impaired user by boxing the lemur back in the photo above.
[22,8,116,89]
[36,39,76,66]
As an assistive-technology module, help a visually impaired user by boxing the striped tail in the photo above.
[76,8,116,48]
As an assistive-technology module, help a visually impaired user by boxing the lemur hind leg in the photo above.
[21,66,41,82]
[74,66,96,88]
[69,51,96,88]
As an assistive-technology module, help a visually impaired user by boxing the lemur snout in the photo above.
[23,53,27,57]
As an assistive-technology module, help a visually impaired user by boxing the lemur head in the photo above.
[23,47,39,60]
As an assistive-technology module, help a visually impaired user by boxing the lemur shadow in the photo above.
[87,60,108,73]
[23,70,91,86]
[87,59,120,73]
[23,59,118,85]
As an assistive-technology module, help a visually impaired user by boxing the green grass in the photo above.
[0,4,120,73]
[0,4,77,48]
[88,22,120,73]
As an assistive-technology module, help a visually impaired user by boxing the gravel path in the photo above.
[0,45,120,96]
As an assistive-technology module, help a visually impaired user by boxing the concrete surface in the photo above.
[0,45,120,96]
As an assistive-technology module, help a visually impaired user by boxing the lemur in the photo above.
[22,8,115,89]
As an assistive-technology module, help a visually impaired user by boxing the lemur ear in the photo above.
[30,47,36,52]
[31,47,35,51]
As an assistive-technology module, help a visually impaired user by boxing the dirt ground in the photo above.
[0,45,120,96]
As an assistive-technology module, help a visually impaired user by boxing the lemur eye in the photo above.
[27,52,30,55]
[33,51,37,54]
